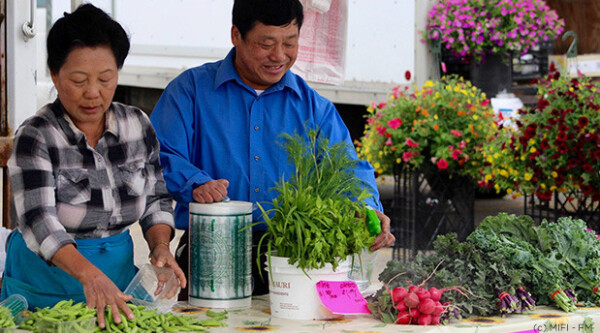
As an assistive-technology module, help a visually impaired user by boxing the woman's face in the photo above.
[50,45,118,128]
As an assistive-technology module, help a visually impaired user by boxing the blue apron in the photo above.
[0,230,136,310]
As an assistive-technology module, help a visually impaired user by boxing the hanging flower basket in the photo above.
[524,191,600,232]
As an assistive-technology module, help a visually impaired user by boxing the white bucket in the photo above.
[266,255,351,320]
[188,201,253,309]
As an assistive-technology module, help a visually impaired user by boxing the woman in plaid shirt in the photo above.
[0,4,185,329]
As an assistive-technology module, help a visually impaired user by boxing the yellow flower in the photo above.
[507,188,513,194]
[524,173,533,181]
[396,158,402,164]
[541,184,547,189]
[529,139,536,145]
[425,80,434,87]
[530,147,537,153]
[373,162,381,169]
[552,171,558,178]
[434,114,439,120]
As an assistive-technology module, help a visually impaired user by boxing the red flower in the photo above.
[583,163,594,173]
[436,158,449,170]
[405,70,411,81]
[451,129,463,137]
[524,124,537,139]
[537,98,550,110]
[578,116,589,128]
[481,99,490,107]
[388,118,402,129]
[376,125,387,136]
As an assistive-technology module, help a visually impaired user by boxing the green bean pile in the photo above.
[94,305,227,333]
[0,306,16,329]
[17,300,227,333]
[18,300,96,333]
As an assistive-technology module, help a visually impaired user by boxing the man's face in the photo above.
[232,20,299,90]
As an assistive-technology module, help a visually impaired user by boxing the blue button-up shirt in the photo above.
[150,48,382,230]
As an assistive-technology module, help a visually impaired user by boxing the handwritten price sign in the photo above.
[315,280,371,314]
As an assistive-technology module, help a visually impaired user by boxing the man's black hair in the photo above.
[233,0,304,39]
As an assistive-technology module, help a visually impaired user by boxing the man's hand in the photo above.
[369,209,395,252]
[192,179,229,203]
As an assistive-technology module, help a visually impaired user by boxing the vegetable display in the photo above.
[17,299,227,332]
[369,213,600,323]
[256,129,374,274]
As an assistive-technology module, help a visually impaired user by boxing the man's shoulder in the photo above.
[283,71,333,105]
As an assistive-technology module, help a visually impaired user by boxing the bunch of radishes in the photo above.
[391,285,462,325]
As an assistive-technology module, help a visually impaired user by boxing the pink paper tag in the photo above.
[316,280,371,314]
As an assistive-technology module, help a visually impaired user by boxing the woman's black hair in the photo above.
[232,0,304,39]
[46,3,130,74]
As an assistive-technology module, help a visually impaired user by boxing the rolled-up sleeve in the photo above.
[8,125,75,262]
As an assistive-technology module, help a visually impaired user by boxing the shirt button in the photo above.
[254,126,259,130]
[254,156,260,161]
[254,188,260,193]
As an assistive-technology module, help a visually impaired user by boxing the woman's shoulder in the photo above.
[15,103,60,135]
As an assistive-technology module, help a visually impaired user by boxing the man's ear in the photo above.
[231,25,242,46]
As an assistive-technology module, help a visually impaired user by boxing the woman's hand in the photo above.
[81,268,134,329]
[52,245,134,329]
[148,243,187,298]
[146,224,187,296]
[369,209,396,252]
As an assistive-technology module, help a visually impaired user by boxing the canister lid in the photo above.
[189,201,253,215]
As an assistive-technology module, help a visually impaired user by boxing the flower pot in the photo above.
[469,53,513,97]
[265,255,351,320]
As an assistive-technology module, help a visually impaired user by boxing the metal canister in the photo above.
[188,201,252,308]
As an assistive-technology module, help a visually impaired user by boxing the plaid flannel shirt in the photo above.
[8,100,175,262]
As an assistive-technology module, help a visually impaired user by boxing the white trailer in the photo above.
[9,0,436,133]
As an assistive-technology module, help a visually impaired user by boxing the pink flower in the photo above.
[451,129,462,137]
[405,138,419,148]
[388,118,402,129]
[459,140,467,149]
[376,125,387,136]
[402,151,415,162]
[452,149,463,160]
[378,102,387,109]
[436,158,449,170]
[385,138,393,146]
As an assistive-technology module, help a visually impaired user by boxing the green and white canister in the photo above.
[188,201,252,308]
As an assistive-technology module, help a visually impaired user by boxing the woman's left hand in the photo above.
[149,243,187,298]
[369,209,396,251]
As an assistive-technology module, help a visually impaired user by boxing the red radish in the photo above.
[431,314,441,325]
[418,298,436,315]
[395,301,408,312]
[409,308,420,318]
[408,285,419,293]
[429,287,441,301]
[392,287,408,304]
[418,314,432,326]
[404,292,420,308]
[417,289,431,300]
[396,311,411,325]
[432,301,444,316]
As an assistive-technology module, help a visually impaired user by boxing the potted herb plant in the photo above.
[256,129,376,320]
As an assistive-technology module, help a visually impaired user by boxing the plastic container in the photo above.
[266,255,351,320]
[0,295,27,319]
[124,264,179,313]
[37,316,95,333]
[188,201,253,309]
[348,249,379,293]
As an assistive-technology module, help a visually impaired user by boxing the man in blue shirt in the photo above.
[150,0,395,298]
